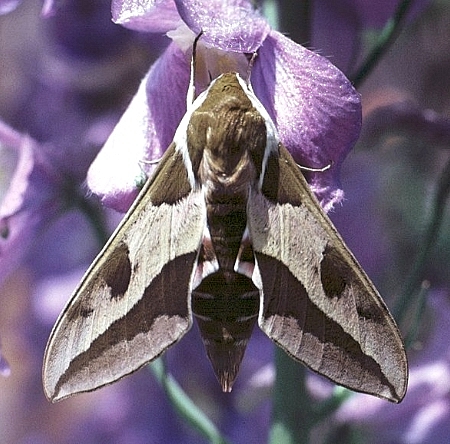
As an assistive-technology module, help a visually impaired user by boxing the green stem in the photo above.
[60,175,110,249]
[351,0,415,87]
[404,281,429,348]
[269,349,314,444]
[76,195,110,247]
[276,0,311,43]
[394,156,450,323]
[269,349,354,444]
[150,359,230,444]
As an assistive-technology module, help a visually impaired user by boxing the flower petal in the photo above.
[252,31,362,210]
[360,102,450,148]
[0,0,20,15]
[112,0,183,33]
[87,42,190,212]
[0,348,10,377]
[0,124,62,283]
[174,0,269,52]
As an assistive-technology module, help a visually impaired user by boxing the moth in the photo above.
[43,49,408,404]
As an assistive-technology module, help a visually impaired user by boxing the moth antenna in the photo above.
[245,52,258,85]
[137,157,161,187]
[187,31,204,106]
[140,157,161,166]
[298,160,333,172]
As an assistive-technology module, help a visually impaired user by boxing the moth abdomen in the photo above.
[192,270,259,391]
[205,201,247,270]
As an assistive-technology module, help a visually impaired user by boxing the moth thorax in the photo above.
[195,113,264,181]
[187,74,267,183]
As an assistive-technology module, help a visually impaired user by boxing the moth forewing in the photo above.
[43,144,206,402]
[248,144,408,403]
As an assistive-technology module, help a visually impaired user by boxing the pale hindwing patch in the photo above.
[247,145,407,403]
[43,149,206,401]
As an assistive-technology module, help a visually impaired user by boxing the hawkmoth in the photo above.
[43,47,408,404]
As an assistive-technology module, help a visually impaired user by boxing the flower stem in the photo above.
[269,348,313,444]
[351,0,415,87]
[150,359,230,444]
[394,155,450,323]
[269,351,354,443]
[76,195,110,248]
[275,0,311,42]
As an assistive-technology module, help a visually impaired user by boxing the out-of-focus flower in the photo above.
[0,122,71,283]
[88,0,361,213]
[0,115,112,285]
[0,0,156,285]
[0,0,20,15]
[0,341,10,376]
[360,102,450,148]
[0,0,64,17]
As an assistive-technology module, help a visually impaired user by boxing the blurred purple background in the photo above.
[1,1,450,443]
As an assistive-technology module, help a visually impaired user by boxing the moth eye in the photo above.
[320,246,347,298]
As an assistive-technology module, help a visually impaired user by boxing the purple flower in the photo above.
[359,102,450,148]
[0,0,20,14]
[0,116,108,283]
[0,122,65,283]
[0,0,154,284]
[0,342,10,377]
[88,0,361,213]
[0,0,62,17]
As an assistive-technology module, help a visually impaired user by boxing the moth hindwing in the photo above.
[43,72,407,403]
